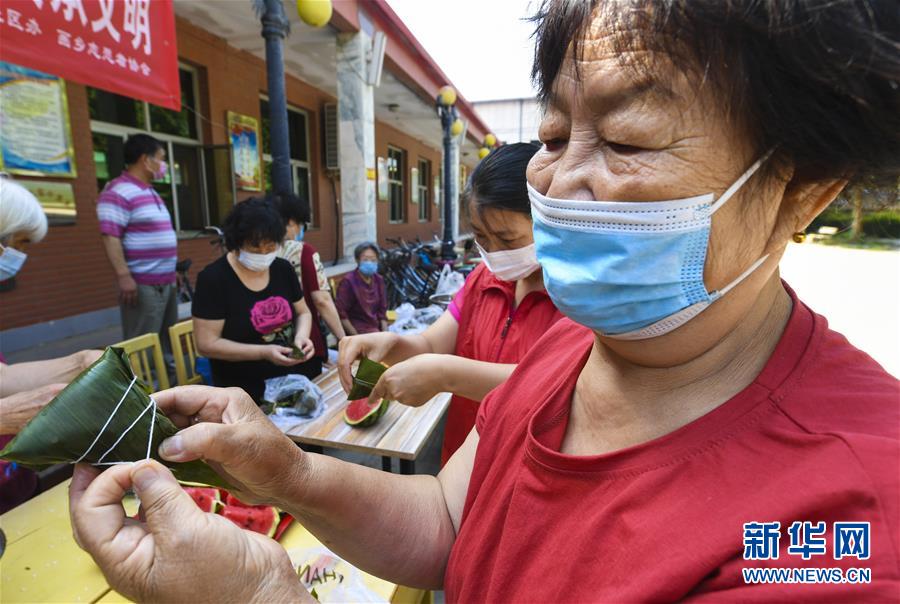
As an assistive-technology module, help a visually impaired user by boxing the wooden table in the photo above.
[0,480,429,603]
[281,369,451,474]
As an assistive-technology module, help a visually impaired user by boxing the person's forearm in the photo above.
[0,351,94,397]
[341,319,359,336]
[311,292,346,340]
[196,336,264,362]
[280,450,456,589]
[295,311,312,341]
[100,235,131,277]
[381,333,435,365]
[439,356,517,401]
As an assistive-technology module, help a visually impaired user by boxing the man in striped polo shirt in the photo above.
[97,134,178,361]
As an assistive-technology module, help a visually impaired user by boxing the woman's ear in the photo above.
[767,171,848,251]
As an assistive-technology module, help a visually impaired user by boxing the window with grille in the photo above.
[388,146,406,223]
[417,158,431,222]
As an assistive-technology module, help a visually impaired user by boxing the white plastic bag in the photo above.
[262,374,326,431]
[388,305,445,335]
[431,265,465,306]
[287,546,388,603]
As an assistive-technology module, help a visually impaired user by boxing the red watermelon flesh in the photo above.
[223,492,255,508]
[183,486,221,513]
[344,397,390,427]
[220,504,280,537]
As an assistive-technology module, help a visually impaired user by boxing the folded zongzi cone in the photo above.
[0,347,230,489]
[347,357,388,400]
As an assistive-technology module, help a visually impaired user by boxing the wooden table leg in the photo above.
[382,456,393,472]
[399,459,415,475]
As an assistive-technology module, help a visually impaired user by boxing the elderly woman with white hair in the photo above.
[0,174,48,281]
[0,175,101,512]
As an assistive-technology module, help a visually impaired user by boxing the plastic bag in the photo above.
[388,304,445,335]
[430,264,465,307]
[262,375,325,431]
[393,302,415,322]
[287,546,388,603]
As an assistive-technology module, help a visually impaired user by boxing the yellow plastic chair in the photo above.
[169,320,204,386]
[113,332,170,391]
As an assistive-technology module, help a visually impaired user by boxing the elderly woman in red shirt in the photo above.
[70,1,899,601]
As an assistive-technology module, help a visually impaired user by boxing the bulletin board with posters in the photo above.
[0,62,77,177]
[227,111,262,191]
[18,180,77,225]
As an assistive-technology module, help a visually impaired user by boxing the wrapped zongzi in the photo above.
[0,347,230,489]
[347,357,388,400]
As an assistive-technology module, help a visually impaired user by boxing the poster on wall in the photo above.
[410,166,419,203]
[0,62,76,177]
[18,180,76,225]
[377,157,389,201]
[433,175,440,206]
[227,111,261,191]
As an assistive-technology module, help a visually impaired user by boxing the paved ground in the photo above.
[780,242,899,377]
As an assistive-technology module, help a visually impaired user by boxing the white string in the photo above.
[92,397,156,465]
[71,377,158,466]
[72,376,137,464]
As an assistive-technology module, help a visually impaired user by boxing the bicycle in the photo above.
[174,226,227,303]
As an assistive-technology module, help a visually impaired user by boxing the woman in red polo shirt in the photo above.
[338,143,563,462]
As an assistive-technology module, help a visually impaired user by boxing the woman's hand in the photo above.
[337,332,399,393]
[260,344,304,367]
[153,385,307,506]
[294,336,315,361]
[69,461,309,603]
[368,354,447,407]
[0,383,66,435]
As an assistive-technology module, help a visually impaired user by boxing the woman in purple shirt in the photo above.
[335,242,387,335]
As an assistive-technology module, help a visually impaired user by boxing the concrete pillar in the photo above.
[336,32,377,260]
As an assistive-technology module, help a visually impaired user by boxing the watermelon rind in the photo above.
[344,398,390,427]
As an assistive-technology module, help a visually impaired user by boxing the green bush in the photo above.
[809,207,852,231]
[861,210,900,239]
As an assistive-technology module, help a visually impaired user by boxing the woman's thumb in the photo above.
[131,460,199,533]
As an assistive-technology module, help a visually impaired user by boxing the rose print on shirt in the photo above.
[250,296,304,359]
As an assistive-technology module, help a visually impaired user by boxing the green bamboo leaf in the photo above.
[0,347,231,489]
[347,357,388,399]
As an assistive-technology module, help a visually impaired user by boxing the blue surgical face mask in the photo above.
[295,224,305,242]
[529,151,773,340]
[359,260,379,276]
[0,244,27,281]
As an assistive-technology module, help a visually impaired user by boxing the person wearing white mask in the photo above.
[338,143,563,463]
[191,198,314,402]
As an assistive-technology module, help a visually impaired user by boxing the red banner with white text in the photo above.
[0,0,180,110]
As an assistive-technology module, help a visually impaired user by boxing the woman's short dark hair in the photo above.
[354,242,379,262]
[268,192,311,226]
[222,197,286,251]
[531,0,900,181]
[123,134,163,165]
[463,142,540,218]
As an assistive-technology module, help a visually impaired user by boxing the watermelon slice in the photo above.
[183,486,221,513]
[344,397,390,427]
[220,504,280,537]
